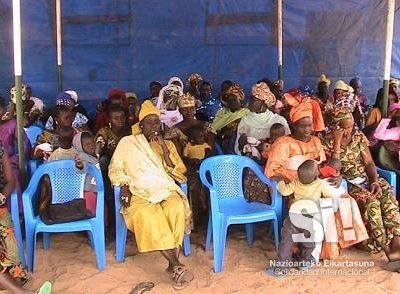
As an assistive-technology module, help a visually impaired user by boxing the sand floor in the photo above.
[8,226,400,294]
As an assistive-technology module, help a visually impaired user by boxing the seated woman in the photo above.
[365,89,399,138]
[321,108,400,271]
[234,82,290,204]
[372,103,400,174]
[212,84,249,153]
[34,105,76,160]
[108,101,193,289]
[0,97,31,210]
[265,91,326,183]
[0,141,52,293]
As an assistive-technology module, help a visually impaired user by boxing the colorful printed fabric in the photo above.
[321,129,400,253]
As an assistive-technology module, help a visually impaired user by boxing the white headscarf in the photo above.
[168,77,184,96]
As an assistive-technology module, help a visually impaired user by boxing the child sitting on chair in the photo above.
[73,131,99,215]
[47,126,78,161]
[267,160,336,277]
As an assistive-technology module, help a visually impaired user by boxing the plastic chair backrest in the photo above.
[199,155,278,209]
[24,126,43,147]
[201,155,244,200]
[43,160,85,204]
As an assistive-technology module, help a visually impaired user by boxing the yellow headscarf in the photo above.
[318,74,331,87]
[132,100,161,134]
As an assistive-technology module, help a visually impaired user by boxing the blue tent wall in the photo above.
[0,0,399,110]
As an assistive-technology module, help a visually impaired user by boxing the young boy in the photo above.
[47,126,78,161]
[267,160,335,277]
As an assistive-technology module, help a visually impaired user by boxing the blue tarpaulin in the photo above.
[0,0,399,110]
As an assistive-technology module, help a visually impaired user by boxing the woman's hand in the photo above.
[150,134,170,154]
[370,182,382,198]
[120,185,132,208]
[332,126,344,144]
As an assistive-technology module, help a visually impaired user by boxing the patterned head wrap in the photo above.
[224,83,245,102]
[164,85,181,110]
[56,92,75,109]
[390,78,399,86]
[332,107,353,124]
[284,88,325,131]
[10,84,27,103]
[251,82,276,107]
[187,73,203,86]
[177,92,196,108]
[318,74,331,86]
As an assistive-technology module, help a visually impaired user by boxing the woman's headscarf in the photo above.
[10,84,27,103]
[56,92,75,109]
[318,74,331,86]
[132,100,161,135]
[223,83,245,104]
[332,107,353,124]
[177,92,196,108]
[251,82,276,107]
[108,88,128,107]
[168,77,184,96]
[72,131,98,164]
[187,73,203,86]
[284,88,325,131]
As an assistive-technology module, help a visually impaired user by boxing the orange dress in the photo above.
[265,135,326,181]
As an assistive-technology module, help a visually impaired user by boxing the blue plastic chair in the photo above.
[24,125,44,175]
[10,191,26,267]
[24,126,43,148]
[23,160,106,272]
[113,183,191,263]
[199,155,282,272]
[377,167,397,195]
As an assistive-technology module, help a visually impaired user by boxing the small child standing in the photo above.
[262,123,286,161]
[183,126,212,228]
[267,160,335,277]
[183,126,212,165]
[73,131,99,215]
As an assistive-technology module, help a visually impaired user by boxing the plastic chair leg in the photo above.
[183,234,191,256]
[43,233,50,250]
[91,224,106,271]
[245,224,254,247]
[214,221,228,273]
[273,219,280,250]
[205,214,212,251]
[87,231,94,249]
[115,226,128,263]
[11,212,26,267]
[25,226,36,272]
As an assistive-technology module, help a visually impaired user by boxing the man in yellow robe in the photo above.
[108,100,193,288]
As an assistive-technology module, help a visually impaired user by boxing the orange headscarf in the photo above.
[284,89,325,132]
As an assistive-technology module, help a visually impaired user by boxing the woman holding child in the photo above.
[234,82,290,204]
[322,107,400,270]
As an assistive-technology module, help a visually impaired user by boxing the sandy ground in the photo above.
[7,225,400,294]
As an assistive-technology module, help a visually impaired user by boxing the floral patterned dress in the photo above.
[0,142,27,284]
[321,130,400,253]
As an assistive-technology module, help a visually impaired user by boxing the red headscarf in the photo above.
[108,88,128,107]
[284,89,325,132]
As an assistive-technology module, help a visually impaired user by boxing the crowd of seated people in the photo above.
[1,72,400,289]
